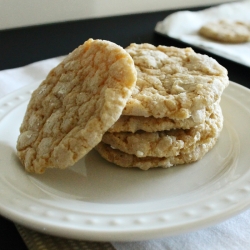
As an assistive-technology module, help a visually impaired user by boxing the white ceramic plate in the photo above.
[0,81,250,241]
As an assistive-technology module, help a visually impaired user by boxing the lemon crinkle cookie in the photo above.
[122,43,228,122]
[16,39,137,174]
[199,20,250,43]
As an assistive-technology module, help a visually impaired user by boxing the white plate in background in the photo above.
[155,1,250,67]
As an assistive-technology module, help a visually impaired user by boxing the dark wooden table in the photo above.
[0,4,249,249]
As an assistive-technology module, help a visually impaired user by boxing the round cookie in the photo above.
[199,20,250,43]
[103,131,185,158]
[96,134,219,170]
[16,39,137,174]
[122,43,228,122]
[108,102,218,133]
[108,115,200,133]
[102,104,223,158]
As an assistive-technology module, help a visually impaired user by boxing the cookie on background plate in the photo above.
[122,43,229,122]
[16,39,137,174]
[199,20,250,43]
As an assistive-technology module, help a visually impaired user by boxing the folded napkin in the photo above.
[1,57,250,250]
[155,0,250,67]
[16,224,115,250]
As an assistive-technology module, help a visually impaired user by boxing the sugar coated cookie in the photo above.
[122,44,228,121]
[16,39,137,173]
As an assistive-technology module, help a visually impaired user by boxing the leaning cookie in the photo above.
[122,44,228,122]
[102,104,223,158]
[199,20,250,43]
[16,39,137,174]
[95,133,219,170]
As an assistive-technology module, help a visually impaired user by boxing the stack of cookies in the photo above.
[16,39,228,174]
[95,43,229,170]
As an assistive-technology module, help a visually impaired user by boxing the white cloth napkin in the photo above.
[0,56,65,98]
[155,0,250,67]
[1,57,250,250]
[113,209,250,250]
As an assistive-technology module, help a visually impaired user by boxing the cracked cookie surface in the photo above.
[122,43,228,122]
[16,39,137,173]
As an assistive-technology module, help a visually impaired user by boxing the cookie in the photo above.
[16,39,137,174]
[102,104,222,158]
[199,20,250,43]
[122,43,228,122]
[103,131,184,158]
[96,134,219,170]
[108,115,200,133]
[108,102,218,133]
